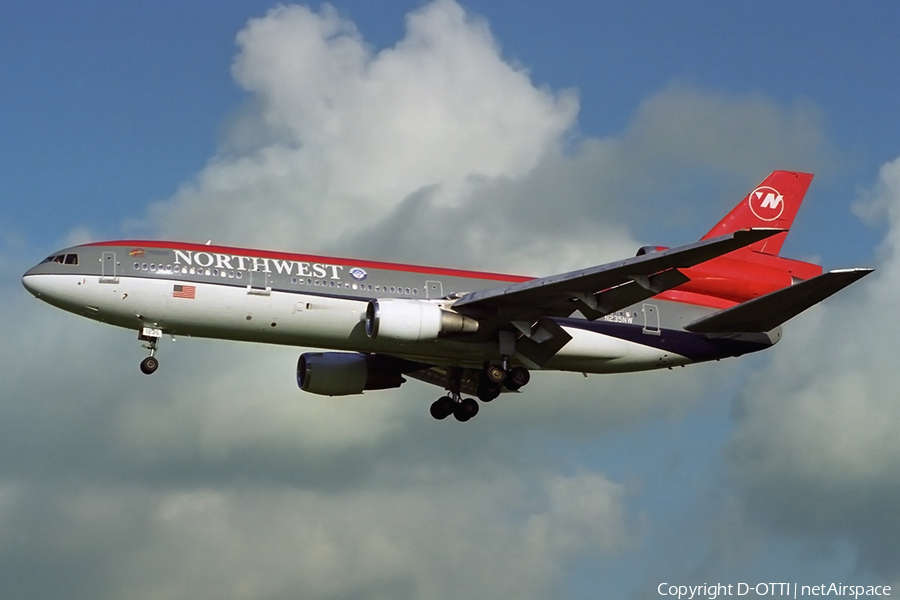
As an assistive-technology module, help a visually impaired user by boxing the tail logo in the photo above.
[749,186,785,221]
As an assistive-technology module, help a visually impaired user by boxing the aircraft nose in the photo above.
[22,272,44,297]
[22,268,58,299]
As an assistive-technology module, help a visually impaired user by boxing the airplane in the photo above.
[22,171,872,422]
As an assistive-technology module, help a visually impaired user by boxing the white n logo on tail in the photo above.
[759,192,782,209]
[749,186,785,221]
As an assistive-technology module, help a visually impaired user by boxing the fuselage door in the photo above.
[642,303,660,335]
[425,280,443,299]
[248,268,271,295]
[100,252,119,284]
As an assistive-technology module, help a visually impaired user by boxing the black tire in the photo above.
[506,366,530,389]
[477,382,501,402]
[140,356,159,375]
[484,364,506,383]
[454,398,479,422]
[430,396,455,420]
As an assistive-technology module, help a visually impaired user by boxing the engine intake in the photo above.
[365,299,479,342]
[297,352,406,396]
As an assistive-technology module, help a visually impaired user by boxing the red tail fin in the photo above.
[701,170,813,256]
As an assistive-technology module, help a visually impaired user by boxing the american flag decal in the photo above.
[172,284,196,299]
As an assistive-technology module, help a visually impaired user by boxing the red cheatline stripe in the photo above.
[84,240,532,283]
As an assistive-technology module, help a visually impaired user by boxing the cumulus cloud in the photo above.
[148,0,579,258]
[729,156,900,579]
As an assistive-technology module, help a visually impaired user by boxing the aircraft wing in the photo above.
[683,268,873,334]
[451,228,784,321]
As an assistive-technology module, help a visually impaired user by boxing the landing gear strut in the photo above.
[138,327,162,375]
[429,364,531,423]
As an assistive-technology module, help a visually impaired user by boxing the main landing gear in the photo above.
[429,364,531,423]
[138,327,162,375]
[430,395,479,423]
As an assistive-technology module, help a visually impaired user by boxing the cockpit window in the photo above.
[41,254,78,265]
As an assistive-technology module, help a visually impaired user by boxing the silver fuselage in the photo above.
[22,240,777,375]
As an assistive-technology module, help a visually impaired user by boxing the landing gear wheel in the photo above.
[505,366,530,390]
[477,381,501,402]
[430,396,456,420]
[454,398,479,422]
[484,364,506,384]
[140,356,159,375]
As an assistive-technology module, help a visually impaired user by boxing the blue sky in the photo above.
[3,2,900,599]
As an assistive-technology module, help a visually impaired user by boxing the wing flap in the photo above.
[578,268,692,320]
[684,268,873,334]
[513,316,574,367]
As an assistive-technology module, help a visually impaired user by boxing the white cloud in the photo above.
[149,0,579,254]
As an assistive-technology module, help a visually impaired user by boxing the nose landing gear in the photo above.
[140,355,159,375]
[138,327,162,375]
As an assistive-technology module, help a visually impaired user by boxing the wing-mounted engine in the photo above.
[365,299,479,343]
[297,352,423,396]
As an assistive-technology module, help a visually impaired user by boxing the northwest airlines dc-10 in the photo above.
[23,172,872,422]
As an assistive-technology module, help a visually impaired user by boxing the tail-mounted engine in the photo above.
[297,352,407,396]
[365,299,479,342]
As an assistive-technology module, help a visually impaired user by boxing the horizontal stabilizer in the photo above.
[684,268,873,334]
